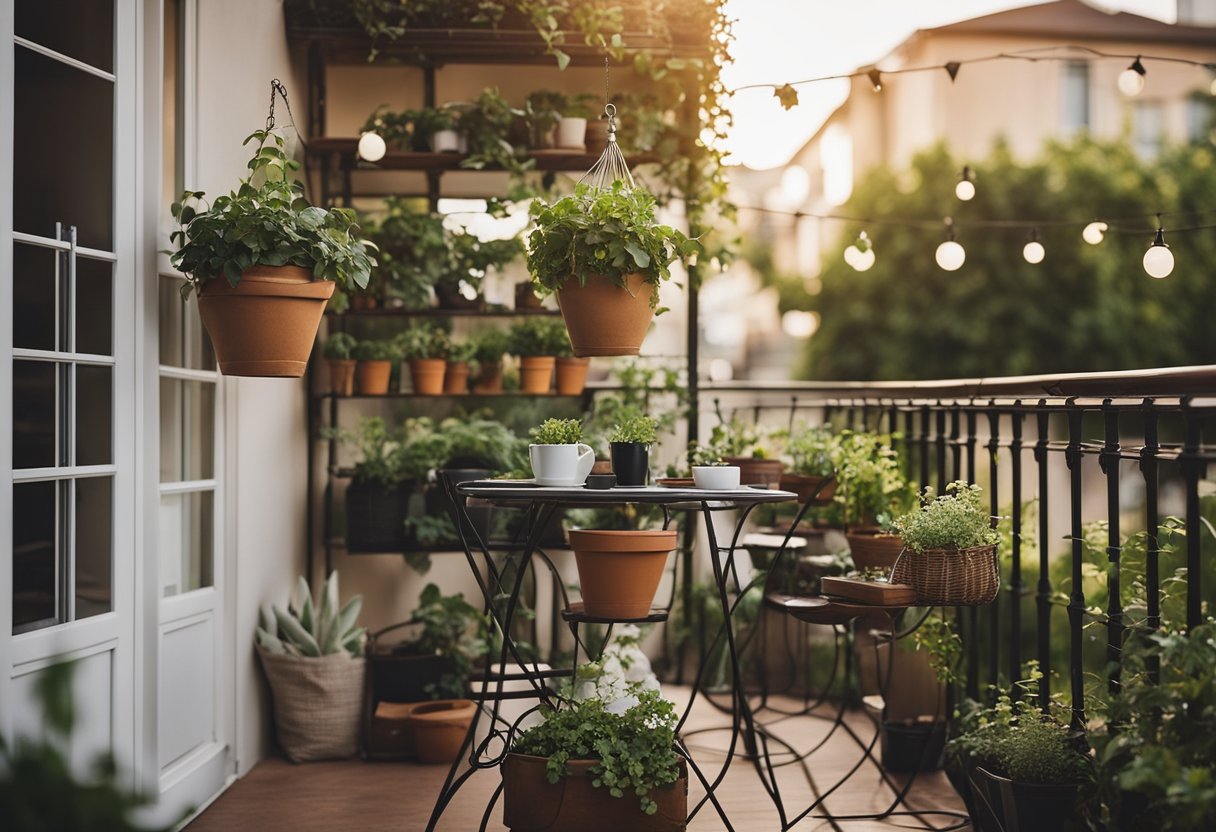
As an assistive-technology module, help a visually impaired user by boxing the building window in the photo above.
[1134,102,1165,158]
[1061,61,1090,135]
[1186,94,1214,145]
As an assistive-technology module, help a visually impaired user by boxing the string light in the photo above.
[357,131,386,162]
[1143,227,1174,279]
[1022,229,1045,264]
[935,220,965,271]
[867,68,883,92]
[955,166,976,201]
[1082,221,1108,245]
[843,231,875,271]
[1118,56,1147,97]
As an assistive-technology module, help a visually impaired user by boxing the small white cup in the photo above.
[530,443,595,486]
[431,129,461,153]
[693,465,741,490]
[556,117,587,149]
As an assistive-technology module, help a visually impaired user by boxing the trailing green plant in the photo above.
[513,685,680,815]
[395,322,450,360]
[830,430,915,529]
[168,129,375,297]
[399,582,488,699]
[255,572,365,658]
[508,316,570,356]
[351,338,398,361]
[368,199,448,308]
[609,411,658,445]
[322,331,358,360]
[781,424,836,477]
[460,87,531,175]
[531,417,582,446]
[894,481,998,552]
[526,182,699,310]
[911,611,963,683]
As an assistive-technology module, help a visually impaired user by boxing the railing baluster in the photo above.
[1035,403,1052,710]
[904,407,917,483]
[1181,403,1204,632]
[936,407,948,491]
[1140,400,1160,683]
[888,403,900,444]
[1009,406,1024,690]
[966,409,979,701]
[1101,400,1123,695]
[919,405,931,495]
[1066,405,1086,729]
[949,407,962,482]
[987,406,1002,697]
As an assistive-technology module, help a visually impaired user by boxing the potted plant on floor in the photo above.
[327,417,413,552]
[526,181,698,356]
[832,431,916,573]
[352,338,397,395]
[322,332,358,396]
[503,667,686,830]
[255,572,366,761]
[779,424,838,503]
[444,339,475,395]
[509,317,568,394]
[529,418,594,487]
[396,323,449,396]
[891,481,999,606]
[168,129,375,376]
[610,410,658,487]
[471,328,510,394]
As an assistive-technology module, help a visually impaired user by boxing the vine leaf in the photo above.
[774,83,799,110]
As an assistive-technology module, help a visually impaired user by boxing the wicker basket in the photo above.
[890,544,999,606]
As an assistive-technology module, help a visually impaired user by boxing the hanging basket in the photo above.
[890,544,999,606]
[558,273,654,357]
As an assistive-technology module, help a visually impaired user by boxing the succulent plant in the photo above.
[256,572,365,658]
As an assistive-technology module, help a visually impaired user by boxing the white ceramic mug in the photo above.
[556,117,587,149]
[431,129,461,153]
[693,465,741,490]
[530,443,595,486]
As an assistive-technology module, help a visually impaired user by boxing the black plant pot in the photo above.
[881,720,945,772]
[971,766,1082,832]
[346,480,412,553]
[610,442,649,486]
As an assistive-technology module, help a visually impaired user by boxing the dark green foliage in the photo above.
[399,583,487,699]
[472,328,512,364]
[367,199,448,309]
[322,331,358,360]
[609,410,659,445]
[395,322,450,360]
[531,417,583,446]
[351,339,398,361]
[508,317,570,357]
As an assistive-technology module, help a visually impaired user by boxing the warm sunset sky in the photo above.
[721,0,1178,168]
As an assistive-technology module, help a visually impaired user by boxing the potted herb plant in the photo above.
[168,129,374,376]
[471,328,510,394]
[509,317,568,395]
[504,678,686,830]
[832,431,915,573]
[609,411,658,487]
[529,418,594,487]
[414,106,460,153]
[780,424,838,503]
[444,339,475,395]
[255,572,366,761]
[523,89,564,149]
[396,323,449,396]
[688,442,741,490]
[526,182,698,356]
[322,331,358,396]
[891,481,999,606]
[353,339,398,396]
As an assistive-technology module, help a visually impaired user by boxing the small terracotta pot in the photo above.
[591,458,614,475]
[780,473,837,503]
[555,356,590,396]
[196,265,334,377]
[568,529,677,619]
[846,531,905,573]
[471,362,504,394]
[515,282,544,310]
[443,361,470,395]
[356,360,392,395]
[519,355,555,394]
[405,699,476,765]
[327,358,357,396]
[408,358,446,395]
[557,273,654,357]
[725,456,785,489]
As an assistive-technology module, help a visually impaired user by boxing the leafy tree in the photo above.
[788,138,1216,380]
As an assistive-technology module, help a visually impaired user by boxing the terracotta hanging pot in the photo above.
[471,361,504,394]
[780,473,837,503]
[555,356,590,396]
[724,456,785,489]
[328,359,357,396]
[519,355,555,394]
[568,529,676,619]
[557,273,654,357]
[356,360,392,395]
[408,358,446,395]
[405,699,476,764]
[846,529,905,573]
[443,361,470,395]
[196,265,334,377]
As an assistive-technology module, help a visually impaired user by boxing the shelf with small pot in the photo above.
[306,137,658,173]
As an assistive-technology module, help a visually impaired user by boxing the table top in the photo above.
[457,480,798,507]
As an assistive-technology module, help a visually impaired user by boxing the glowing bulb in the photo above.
[935,240,966,271]
[1082,221,1107,245]
[1143,229,1173,279]
[1023,240,1045,264]
[955,167,975,201]
[357,131,386,162]
[851,247,875,271]
[844,231,874,271]
[843,245,860,267]
[1118,57,1146,97]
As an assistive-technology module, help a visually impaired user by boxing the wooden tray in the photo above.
[820,576,917,607]
[656,477,695,488]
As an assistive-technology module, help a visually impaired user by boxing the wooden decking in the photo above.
[186,687,964,831]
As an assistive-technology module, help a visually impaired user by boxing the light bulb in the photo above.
[357,131,386,162]
[935,240,966,271]
[1082,221,1107,245]
[1023,240,1045,264]
[852,247,875,271]
[1118,57,1146,97]
[867,68,883,93]
[1143,229,1173,279]
[955,167,975,201]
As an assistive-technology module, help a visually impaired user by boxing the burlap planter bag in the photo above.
[257,645,365,762]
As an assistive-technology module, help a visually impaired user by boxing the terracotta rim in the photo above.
[407,699,476,724]
[568,529,677,553]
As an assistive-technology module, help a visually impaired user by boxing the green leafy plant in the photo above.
[255,572,365,658]
[526,182,699,311]
[531,417,582,445]
[361,104,415,150]
[523,89,565,145]
[911,611,963,683]
[782,424,836,476]
[609,411,658,445]
[368,199,448,308]
[830,430,915,528]
[440,415,526,471]
[395,322,450,360]
[398,583,488,699]
[352,339,398,361]
[508,316,570,356]
[460,87,531,175]
[895,481,998,552]
[447,340,476,364]
[708,415,770,459]
[411,106,458,147]
[325,416,406,486]
[686,442,727,468]
[472,328,511,365]
[322,331,358,360]
[168,129,375,297]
